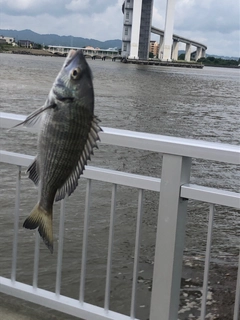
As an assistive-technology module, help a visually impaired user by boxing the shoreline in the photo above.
[0,48,55,57]
[0,49,239,68]
[123,57,204,68]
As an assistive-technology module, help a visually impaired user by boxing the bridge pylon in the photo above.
[161,0,176,61]
[121,0,207,62]
[121,0,153,60]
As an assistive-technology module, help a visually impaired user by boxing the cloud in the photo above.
[2,0,32,11]
[0,0,239,56]
[152,4,166,30]
[0,1,123,40]
[175,0,239,34]
[0,0,66,16]
[65,0,90,12]
[0,0,115,16]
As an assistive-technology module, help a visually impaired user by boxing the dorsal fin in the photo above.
[54,116,102,202]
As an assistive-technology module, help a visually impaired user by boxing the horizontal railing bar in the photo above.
[0,112,26,129]
[101,128,240,165]
[0,150,34,167]
[0,150,161,192]
[1,150,239,208]
[181,184,240,209]
[0,277,134,320]
[84,166,161,191]
[1,112,239,164]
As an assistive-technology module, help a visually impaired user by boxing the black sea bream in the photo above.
[16,50,101,252]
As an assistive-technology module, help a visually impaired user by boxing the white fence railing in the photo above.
[0,112,239,320]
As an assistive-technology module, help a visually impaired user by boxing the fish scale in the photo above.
[40,107,92,205]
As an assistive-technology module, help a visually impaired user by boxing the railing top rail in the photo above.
[1,150,239,209]
[1,112,239,164]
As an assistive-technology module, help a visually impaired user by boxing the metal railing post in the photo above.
[233,250,240,320]
[150,155,191,320]
[11,166,21,282]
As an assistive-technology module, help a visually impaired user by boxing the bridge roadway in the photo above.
[151,26,207,61]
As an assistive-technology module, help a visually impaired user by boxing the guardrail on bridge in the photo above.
[0,112,239,320]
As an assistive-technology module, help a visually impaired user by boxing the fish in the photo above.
[15,49,102,253]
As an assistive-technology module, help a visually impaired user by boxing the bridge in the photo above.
[49,1,207,64]
[151,26,207,61]
[122,0,207,61]
[47,45,121,60]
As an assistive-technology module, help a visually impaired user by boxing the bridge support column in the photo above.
[202,48,206,58]
[195,46,202,61]
[158,35,164,60]
[185,43,191,61]
[129,0,143,59]
[138,0,153,59]
[162,0,176,61]
[171,40,179,61]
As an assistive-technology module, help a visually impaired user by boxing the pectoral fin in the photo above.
[13,100,56,128]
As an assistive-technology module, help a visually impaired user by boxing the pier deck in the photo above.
[123,58,204,68]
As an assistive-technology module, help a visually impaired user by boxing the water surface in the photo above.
[0,53,239,319]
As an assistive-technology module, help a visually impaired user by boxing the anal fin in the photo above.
[27,158,40,186]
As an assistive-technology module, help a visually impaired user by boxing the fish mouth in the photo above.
[68,49,77,59]
[64,49,85,69]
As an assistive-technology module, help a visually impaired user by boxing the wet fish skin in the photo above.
[16,50,101,252]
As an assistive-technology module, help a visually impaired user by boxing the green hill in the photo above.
[0,29,122,49]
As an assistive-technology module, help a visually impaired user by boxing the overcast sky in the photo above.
[0,0,239,57]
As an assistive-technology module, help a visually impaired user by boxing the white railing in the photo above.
[0,112,239,320]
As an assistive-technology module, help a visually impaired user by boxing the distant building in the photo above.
[0,36,15,44]
[149,41,159,57]
[85,46,95,50]
[18,40,33,48]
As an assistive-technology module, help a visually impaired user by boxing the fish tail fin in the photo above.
[23,203,53,253]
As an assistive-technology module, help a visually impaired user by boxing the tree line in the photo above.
[197,56,239,66]
[178,53,239,66]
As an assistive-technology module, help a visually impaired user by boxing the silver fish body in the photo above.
[16,50,101,252]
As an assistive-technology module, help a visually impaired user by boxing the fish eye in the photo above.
[71,68,81,80]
